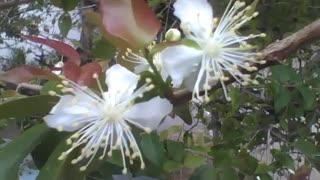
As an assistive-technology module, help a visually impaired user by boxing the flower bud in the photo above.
[165,28,181,42]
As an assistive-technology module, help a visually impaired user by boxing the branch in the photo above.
[169,18,320,105]
[0,0,34,10]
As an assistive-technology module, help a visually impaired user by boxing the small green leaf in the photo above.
[174,103,192,125]
[0,124,51,180]
[184,153,206,169]
[163,160,182,173]
[189,165,218,180]
[0,95,58,119]
[51,0,78,11]
[274,86,290,112]
[58,12,72,37]
[297,85,315,110]
[37,138,70,180]
[40,80,61,95]
[271,65,301,84]
[219,168,239,180]
[166,140,186,162]
[140,133,164,167]
[230,87,241,113]
[294,139,317,157]
[255,163,274,174]
[93,38,116,59]
[271,149,295,170]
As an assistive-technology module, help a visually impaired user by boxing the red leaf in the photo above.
[24,35,81,66]
[100,0,160,47]
[63,62,102,87]
[63,62,81,82]
[0,66,57,84]
[78,63,102,86]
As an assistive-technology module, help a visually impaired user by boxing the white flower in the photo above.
[161,0,266,101]
[44,64,173,174]
[122,49,168,79]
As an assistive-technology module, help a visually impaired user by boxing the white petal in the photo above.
[52,94,101,116]
[134,64,149,74]
[174,0,213,38]
[44,113,88,132]
[45,94,102,131]
[105,64,138,93]
[161,45,203,87]
[124,97,173,130]
[183,69,202,91]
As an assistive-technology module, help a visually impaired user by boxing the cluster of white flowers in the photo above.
[44,0,265,174]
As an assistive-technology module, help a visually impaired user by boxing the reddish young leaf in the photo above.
[23,35,81,66]
[63,62,102,87]
[77,63,102,86]
[0,66,57,84]
[63,62,81,82]
[100,0,160,47]
[85,12,130,49]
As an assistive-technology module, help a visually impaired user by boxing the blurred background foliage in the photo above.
[0,0,320,180]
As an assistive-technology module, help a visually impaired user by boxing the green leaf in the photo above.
[32,131,66,169]
[163,160,182,173]
[140,133,164,167]
[230,87,241,113]
[219,168,239,180]
[184,153,206,169]
[40,80,61,95]
[271,149,295,170]
[271,65,301,84]
[255,163,274,174]
[189,165,218,180]
[274,86,290,112]
[0,124,51,180]
[58,12,72,37]
[37,138,70,180]
[233,151,258,175]
[51,0,78,11]
[294,139,317,157]
[0,95,58,119]
[174,103,192,125]
[93,38,116,59]
[297,85,315,110]
[166,140,185,162]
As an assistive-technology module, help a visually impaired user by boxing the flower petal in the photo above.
[105,64,138,93]
[174,0,213,38]
[44,112,90,132]
[161,45,202,87]
[124,96,173,130]
[45,94,102,132]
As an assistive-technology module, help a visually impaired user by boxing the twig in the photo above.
[184,148,214,160]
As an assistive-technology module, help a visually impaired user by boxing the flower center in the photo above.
[204,40,222,58]
[103,105,125,122]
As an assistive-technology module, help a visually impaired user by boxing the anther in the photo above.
[80,166,87,171]
[92,73,99,79]
[49,91,57,96]
[144,128,152,134]
[122,168,127,174]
